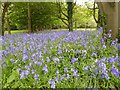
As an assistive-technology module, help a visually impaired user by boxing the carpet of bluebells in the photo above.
[1,28,120,88]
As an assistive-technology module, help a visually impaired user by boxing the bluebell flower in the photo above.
[91,52,97,56]
[60,76,64,81]
[42,65,48,74]
[64,67,68,73]
[52,57,60,63]
[71,58,78,64]
[46,57,50,62]
[118,44,120,50]
[84,66,89,71]
[108,56,114,63]
[48,80,55,88]
[111,66,119,78]
[118,62,120,66]
[73,70,79,77]
[108,30,112,33]
[104,72,109,80]
[67,74,70,79]
[24,70,30,75]
[103,44,106,49]
[22,53,28,62]
[55,70,59,77]
[58,49,62,54]
[76,49,80,53]
[55,77,58,82]
[20,71,25,79]
[41,58,44,63]
[34,74,39,80]
[108,33,111,38]
[37,62,42,66]
[3,50,9,56]
[32,70,36,74]
[20,70,30,79]
[23,47,28,54]
[94,68,98,74]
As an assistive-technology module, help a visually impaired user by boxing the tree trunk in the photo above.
[2,3,10,36]
[67,2,73,32]
[7,13,11,34]
[28,3,32,33]
[118,2,120,43]
[96,2,118,39]
[2,15,5,36]
[2,2,10,36]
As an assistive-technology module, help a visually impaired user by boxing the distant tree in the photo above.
[28,2,32,33]
[57,0,76,31]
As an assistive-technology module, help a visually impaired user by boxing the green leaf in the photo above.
[7,70,19,84]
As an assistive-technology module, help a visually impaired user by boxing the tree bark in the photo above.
[2,2,10,36]
[96,2,118,39]
[28,3,32,33]
[118,2,120,43]
[67,2,73,32]
[57,2,74,32]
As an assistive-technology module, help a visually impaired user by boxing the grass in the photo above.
[4,28,96,34]
[5,30,27,34]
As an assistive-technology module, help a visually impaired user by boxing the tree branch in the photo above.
[93,2,98,23]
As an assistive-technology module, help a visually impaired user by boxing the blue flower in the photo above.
[84,66,89,71]
[55,77,58,82]
[118,62,120,66]
[73,70,79,77]
[108,56,114,63]
[32,70,36,74]
[20,71,25,79]
[42,65,48,74]
[71,58,78,64]
[34,74,39,80]
[60,76,64,81]
[48,80,55,88]
[37,62,42,66]
[118,44,120,50]
[64,67,68,73]
[57,49,62,54]
[20,70,30,79]
[22,53,28,62]
[67,74,70,79]
[111,66,119,78]
[55,70,59,77]
[103,44,106,49]
[52,57,60,63]
[46,57,50,62]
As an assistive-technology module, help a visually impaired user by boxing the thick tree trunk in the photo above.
[96,2,118,39]
[67,2,73,32]
[28,3,32,33]
[102,2,118,39]
[118,2,120,43]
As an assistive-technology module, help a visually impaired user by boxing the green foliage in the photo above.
[73,5,97,28]
[5,2,97,32]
